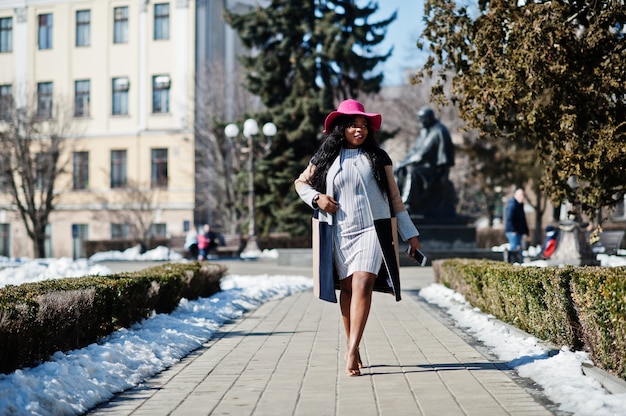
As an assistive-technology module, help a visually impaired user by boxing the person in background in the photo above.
[294,99,422,377]
[184,226,198,259]
[505,188,529,263]
[204,224,220,257]
[197,226,208,261]
[533,225,558,260]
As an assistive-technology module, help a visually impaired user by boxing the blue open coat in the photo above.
[295,152,419,303]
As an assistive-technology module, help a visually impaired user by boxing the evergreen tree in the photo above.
[224,0,395,237]
[416,0,626,221]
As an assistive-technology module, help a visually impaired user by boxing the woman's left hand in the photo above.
[407,236,422,256]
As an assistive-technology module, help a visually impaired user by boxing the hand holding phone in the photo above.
[406,247,427,266]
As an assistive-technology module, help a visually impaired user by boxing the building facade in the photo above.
[0,0,251,258]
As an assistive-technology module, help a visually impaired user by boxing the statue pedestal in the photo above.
[399,217,504,266]
[416,224,477,250]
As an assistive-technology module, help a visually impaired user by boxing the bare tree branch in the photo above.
[0,91,76,257]
[194,60,260,234]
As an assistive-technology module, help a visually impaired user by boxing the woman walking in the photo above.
[295,99,421,376]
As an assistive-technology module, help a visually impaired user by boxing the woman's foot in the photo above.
[345,349,364,369]
[345,350,361,376]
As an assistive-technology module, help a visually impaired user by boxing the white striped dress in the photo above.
[332,147,383,279]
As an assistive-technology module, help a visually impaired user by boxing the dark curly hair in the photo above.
[308,114,391,195]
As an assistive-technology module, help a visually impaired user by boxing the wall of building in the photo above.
[0,0,200,258]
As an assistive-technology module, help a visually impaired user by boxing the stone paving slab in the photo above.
[89,261,554,416]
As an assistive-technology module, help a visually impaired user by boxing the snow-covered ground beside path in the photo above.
[0,258,311,415]
[420,284,626,416]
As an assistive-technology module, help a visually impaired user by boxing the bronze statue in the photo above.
[394,107,457,219]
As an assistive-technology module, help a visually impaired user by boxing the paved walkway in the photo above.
[89,260,555,416]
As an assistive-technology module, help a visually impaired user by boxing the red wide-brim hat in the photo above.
[323,99,382,133]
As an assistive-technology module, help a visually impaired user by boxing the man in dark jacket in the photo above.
[505,188,529,263]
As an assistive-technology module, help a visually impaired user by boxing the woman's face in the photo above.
[343,115,368,148]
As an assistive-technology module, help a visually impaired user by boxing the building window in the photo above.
[152,75,170,113]
[35,152,48,190]
[0,223,9,257]
[0,17,12,53]
[112,77,129,115]
[38,13,53,50]
[151,148,168,188]
[71,223,88,259]
[37,82,53,119]
[74,80,90,117]
[0,84,12,120]
[76,10,90,47]
[0,150,7,191]
[113,7,129,44]
[110,149,127,189]
[149,223,167,239]
[111,223,130,239]
[73,151,89,190]
[43,223,52,258]
[154,3,170,40]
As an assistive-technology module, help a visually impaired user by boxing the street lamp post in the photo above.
[224,118,277,259]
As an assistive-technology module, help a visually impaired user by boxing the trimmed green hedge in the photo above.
[570,267,626,381]
[0,262,226,374]
[432,259,626,380]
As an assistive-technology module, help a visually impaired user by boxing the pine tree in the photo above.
[224,0,395,237]
[416,0,626,220]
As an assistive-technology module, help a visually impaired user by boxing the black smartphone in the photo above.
[406,247,427,266]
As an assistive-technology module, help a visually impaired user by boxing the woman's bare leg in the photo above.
[340,276,363,369]
[339,275,352,345]
[341,271,376,376]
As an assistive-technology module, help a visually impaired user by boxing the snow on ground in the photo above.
[0,252,311,415]
[0,257,111,288]
[419,284,626,416]
[88,244,183,262]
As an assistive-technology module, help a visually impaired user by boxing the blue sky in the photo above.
[373,0,427,85]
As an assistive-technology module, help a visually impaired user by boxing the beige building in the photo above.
[0,0,252,259]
